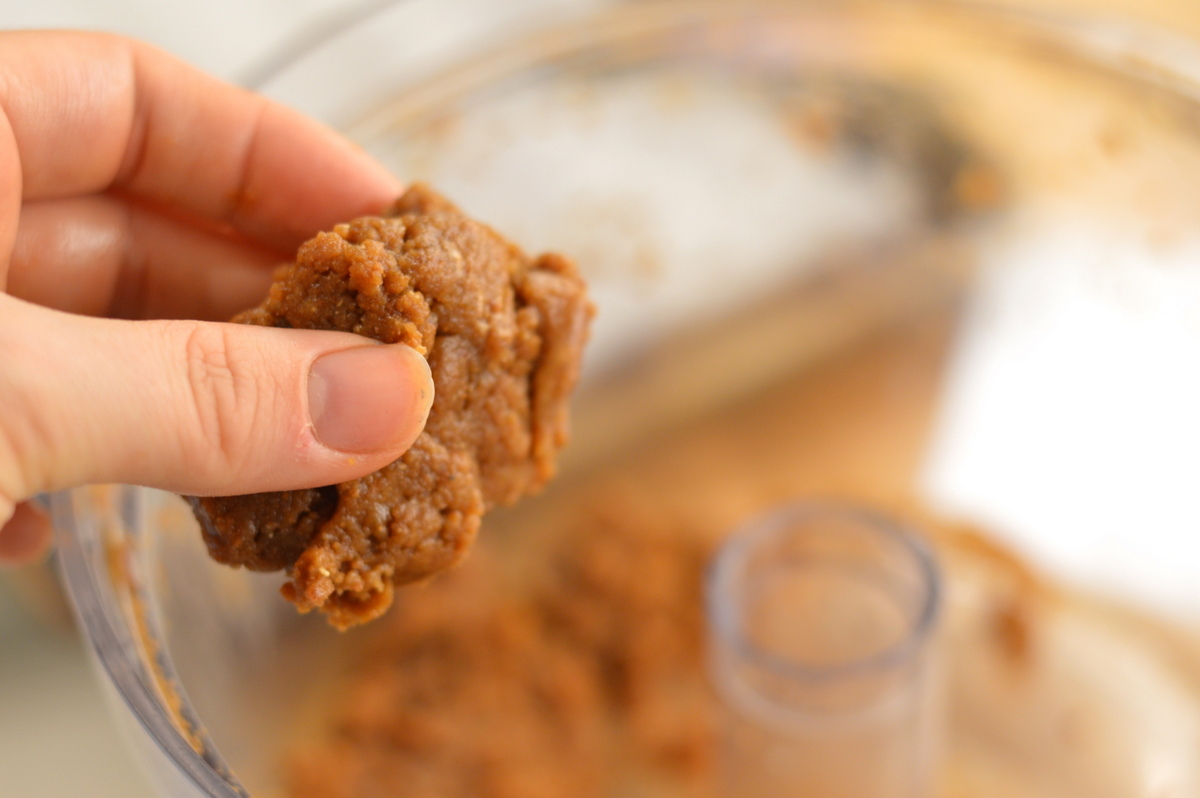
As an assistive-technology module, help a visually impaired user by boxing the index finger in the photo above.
[0,31,401,253]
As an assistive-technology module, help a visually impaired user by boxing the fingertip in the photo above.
[238,103,404,248]
[307,343,433,456]
[339,135,404,199]
[0,501,53,566]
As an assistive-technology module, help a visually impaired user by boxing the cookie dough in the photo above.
[188,185,593,628]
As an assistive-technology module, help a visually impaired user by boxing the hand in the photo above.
[0,32,434,564]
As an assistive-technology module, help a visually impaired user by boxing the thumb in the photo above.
[0,295,433,515]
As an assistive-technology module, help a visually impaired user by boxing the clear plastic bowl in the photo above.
[51,1,1200,796]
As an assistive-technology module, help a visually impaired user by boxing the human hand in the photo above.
[0,32,434,564]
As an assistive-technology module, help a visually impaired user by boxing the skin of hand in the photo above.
[0,31,435,565]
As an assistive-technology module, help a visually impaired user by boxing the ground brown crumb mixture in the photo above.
[285,495,716,798]
[188,185,593,628]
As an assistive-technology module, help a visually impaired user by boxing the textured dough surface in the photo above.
[188,185,593,628]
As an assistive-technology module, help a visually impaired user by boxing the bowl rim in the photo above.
[52,488,249,798]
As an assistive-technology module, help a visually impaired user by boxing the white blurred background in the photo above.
[1,0,366,84]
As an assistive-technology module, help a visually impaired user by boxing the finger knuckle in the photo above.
[177,323,260,473]
[0,487,14,529]
[0,317,51,499]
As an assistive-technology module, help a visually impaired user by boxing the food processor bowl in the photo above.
[51,1,1200,796]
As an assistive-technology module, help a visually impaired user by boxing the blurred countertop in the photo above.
[0,572,153,797]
